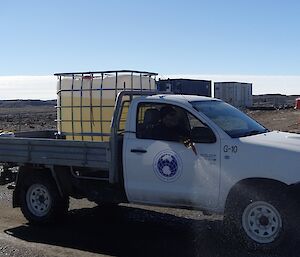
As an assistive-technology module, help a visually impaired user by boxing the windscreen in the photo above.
[191,100,268,138]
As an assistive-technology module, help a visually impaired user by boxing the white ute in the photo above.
[0,70,299,251]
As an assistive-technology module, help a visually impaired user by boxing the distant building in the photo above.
[157,79,211,97]
[253,94,286,107]
[287,95,300,107]
[214,82,253,108]
[253,94,300,108]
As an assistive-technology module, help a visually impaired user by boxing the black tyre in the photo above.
[224,186,291,251]
[20,174,69,224]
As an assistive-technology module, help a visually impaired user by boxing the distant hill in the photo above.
[0,100,56,108]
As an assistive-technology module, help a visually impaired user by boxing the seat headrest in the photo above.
[143,109,160,125]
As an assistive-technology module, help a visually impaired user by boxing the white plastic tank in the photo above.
[56,71,157,141]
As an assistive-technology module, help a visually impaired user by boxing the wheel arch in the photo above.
[13,165,71,207]
[225,177,289,209]
[223,177,293,250]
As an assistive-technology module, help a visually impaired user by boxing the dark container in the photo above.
[157,79,212,97]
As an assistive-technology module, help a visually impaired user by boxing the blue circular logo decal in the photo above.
[153,150,182,182]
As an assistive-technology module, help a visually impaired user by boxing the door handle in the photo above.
[131,149,147,153]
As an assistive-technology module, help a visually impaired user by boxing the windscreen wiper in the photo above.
[241,129,268,137]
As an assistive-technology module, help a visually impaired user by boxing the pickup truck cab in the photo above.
[124,95,300,249]
[1,71,299,251]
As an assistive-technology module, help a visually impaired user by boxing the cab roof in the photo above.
[141,94,220,104]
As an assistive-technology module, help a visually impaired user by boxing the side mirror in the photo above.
[191,127,216,144]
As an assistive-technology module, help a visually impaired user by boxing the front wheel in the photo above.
[20,174,69,224]
[224,187,290,251]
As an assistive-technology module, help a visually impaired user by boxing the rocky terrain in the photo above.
[0,100,56,132]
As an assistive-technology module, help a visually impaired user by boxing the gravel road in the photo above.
[0,185,300,257]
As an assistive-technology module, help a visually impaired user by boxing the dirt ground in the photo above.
[0,106,56,132]
[0,106,299,257]
[247,108,300,134]
[0,187,300,257]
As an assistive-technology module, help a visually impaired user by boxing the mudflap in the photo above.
[0,165,17,185]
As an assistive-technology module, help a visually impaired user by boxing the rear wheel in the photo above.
[224,186,290,251]
[26,183,52,218]
[20,174,69,224]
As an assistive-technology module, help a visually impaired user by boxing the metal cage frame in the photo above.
[55,70,158,141]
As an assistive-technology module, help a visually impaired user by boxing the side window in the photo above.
[118,100,130,132]
[136,103,190,142]
[136,103,216,143]
[187,112,207,129]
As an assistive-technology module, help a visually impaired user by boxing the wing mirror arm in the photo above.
[183,138,198,156]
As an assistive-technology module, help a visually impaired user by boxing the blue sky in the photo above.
[0,0,300,98]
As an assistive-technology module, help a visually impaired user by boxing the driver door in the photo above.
[123,102,221,208]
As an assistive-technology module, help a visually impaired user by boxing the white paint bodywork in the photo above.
[122,94,300,213]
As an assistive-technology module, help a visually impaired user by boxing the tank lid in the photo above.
[54,70,158,77]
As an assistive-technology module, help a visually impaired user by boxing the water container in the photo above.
[295,98,300,110]
[55,71,157,141]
